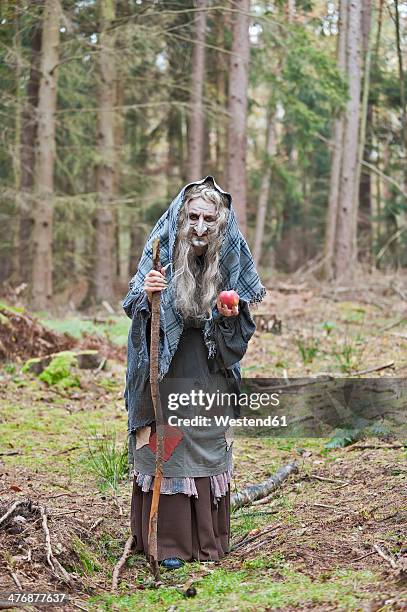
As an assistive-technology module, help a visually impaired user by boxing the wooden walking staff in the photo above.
[147,238,165,581]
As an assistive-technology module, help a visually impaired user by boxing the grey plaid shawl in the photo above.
[124,175,266,379]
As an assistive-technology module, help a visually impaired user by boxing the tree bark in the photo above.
[325,0,363,281]
[31,0,60,309]
[187,0,207,182]
[356,0,373,262]
[334,0,362,279]
[94,0,117,302]
[253,113,276,266]
[394,0,407,191]
[18,13,42,285]
[214,7,230,186]
[226,0,250,233]
[324,0,347,279]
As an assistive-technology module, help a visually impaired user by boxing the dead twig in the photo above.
[313,502,340,510]
[90,517,103,531]
[40,505,72,584]
[8,567,22,589]
[309,474,349,485]
[378,316,407,333]
[52,446,80,456]
[373,544,398,569]
[0,500,24,526]
[232,523,282,553]
[346,443,404,451]
[350,361,395,376]
[352,550,376,562]
[112,534,135,592]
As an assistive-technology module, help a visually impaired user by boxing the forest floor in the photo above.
[0,270,406,611]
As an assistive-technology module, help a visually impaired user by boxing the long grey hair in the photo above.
[172,183,229,319]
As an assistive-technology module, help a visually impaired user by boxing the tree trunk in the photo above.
[114,46,126,283]
[324,0,347,279]
[357,0,373,262]
[31,0,60,310]
[94,0,117,303]
[214,7,230,186]
[226,0,250,233]
[18,13,42,285]
[334,0,362,279]
[253,113,276,266]
[394,0,407,191]
[325,0,363,281]
[187,0,207,182]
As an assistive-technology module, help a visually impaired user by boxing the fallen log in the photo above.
[231,461,299,509]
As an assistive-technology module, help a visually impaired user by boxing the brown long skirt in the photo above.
[130,476,230,561]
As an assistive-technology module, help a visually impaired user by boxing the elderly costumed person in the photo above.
[122,176,265,569]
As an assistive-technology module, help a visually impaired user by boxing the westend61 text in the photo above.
[167,415,288,427]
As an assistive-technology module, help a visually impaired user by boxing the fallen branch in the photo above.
[0,501,24,526]
[346,443,404,451]
[352,550,376,562]
[378,316,407,333]
[40,505,72,584]
[373,544,398,569]
[309,474,349,485]
[350,361,395,376]
[112,534,135,592]
[232,523,282,552]
[8,567,22,589]
[231,462,299,510]
[90,517,103,531]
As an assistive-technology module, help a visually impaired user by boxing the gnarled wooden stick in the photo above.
[147,238,164,582]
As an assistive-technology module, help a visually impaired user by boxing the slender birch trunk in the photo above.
[187,0,207,182]
[226,0,250,233]
[94,0,116,302]
[31,0,60,309]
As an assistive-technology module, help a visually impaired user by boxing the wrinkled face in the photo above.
[186,197,218,254]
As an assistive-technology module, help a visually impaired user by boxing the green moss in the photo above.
[38,351,80,389]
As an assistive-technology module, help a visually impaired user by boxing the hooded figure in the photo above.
[122,176,266,568]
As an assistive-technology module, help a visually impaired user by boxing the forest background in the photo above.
[1,0,406,311]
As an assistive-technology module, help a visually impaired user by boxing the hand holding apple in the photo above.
[217,290,239,317]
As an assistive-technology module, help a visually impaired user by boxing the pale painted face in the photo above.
[186,197,218,255]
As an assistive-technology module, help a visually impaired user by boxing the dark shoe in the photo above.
[160,557,185,570]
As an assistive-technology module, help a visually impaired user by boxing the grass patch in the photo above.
[85,432,129,493]
[70,536,102,576]
[39,314,130,346]
[89,565,377,611]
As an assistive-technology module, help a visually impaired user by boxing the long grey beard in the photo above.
[172,230,224,319]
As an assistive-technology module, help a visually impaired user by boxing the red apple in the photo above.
[219,290,239,309]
